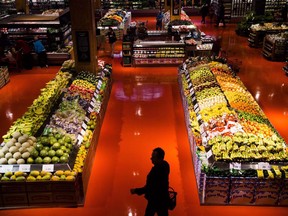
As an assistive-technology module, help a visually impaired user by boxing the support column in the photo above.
[15,0,29,14]
[69,0,98,74]
[94,0,101,9]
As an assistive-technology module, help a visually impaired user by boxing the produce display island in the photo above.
[262,33,288,61]
[178,57,288,206]
[248,22,288,48]
[97,9,131,41]
[0,60,112,209]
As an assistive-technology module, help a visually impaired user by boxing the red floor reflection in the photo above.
[0,16,287,216]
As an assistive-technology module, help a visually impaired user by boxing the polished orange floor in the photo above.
[0,16,288,216]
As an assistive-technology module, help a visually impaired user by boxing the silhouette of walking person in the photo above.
[131,147,170,216]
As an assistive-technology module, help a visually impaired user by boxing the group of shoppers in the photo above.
[200,1,226,27]
[0,33,48,70]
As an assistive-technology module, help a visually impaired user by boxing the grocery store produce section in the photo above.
[178,56,288,206]
[0,59,112,208]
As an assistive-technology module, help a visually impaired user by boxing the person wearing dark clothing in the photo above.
[15,40,33,70]
[212,36,222,58]
[200,4,209,24]
[131,147,170,216]
[156,11,164,30]
[33,36,48,67]
[216,3,226,27]
[106,27,117,57]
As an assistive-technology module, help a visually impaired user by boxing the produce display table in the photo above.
[262,33,288,61]
[133,40,185,66]
[248,23,288,47]
[0,60,112,209]
[97,9,131,41]
[178,57,288,206]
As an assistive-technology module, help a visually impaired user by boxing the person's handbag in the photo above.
[168,187,177,210]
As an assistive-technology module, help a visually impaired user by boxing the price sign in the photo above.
[85,116,90,122]
[91,101,96,108]
[206,150,213,159]
[188,81,192,89]
[192,96,196,101]
[190,88,195,95]
[93,91,97,97]
[42,164,54,172]
[97,82,102,90]
[0,165,13,173]
[194,103,199,110]
[80,129,86,136]
[230,162,241,170]
[88,106,93,113]
[19,164,31,172]
[77,134,84,144]
[196,114,201,121]
[91,97,96,103]
[200,124,205,132]
[258,162,271,170]
[82,122,87,130]
[195,106,200,113]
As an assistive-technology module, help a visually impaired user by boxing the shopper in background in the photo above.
[216,2,226,27]
[106,27,117,58]
[200,4,209,24]
[15,40,33,70]
[212,36,222,58]
[130,147,170,216]
[33,36,48,68]
[156,10,164,30]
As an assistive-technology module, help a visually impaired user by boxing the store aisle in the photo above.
[0,17,288,216]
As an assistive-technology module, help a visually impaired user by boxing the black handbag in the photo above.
[168,187,177,210]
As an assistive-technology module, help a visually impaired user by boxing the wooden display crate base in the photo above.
[254,191,278,205]
[1,182,26,193]
[230,190,254,205]
[203,190,229,205]
[28,192,53,204]
[2,193,28,207]
[26,182,52,192]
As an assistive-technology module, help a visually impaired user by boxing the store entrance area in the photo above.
[0,16,288,215]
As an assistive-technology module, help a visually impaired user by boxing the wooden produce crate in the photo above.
[278,191,288,206]
[205,176,230,191]
[26,181,52,192]
[256,179,282,192]
[254,191,279,205]
[27,192,53,205]
[230,177,256,191]
[2,193,28,207]
[230,190,255,205]
[204,190,229,205]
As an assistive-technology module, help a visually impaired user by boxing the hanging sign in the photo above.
[172,0,180,16]
[76,31,91,62]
